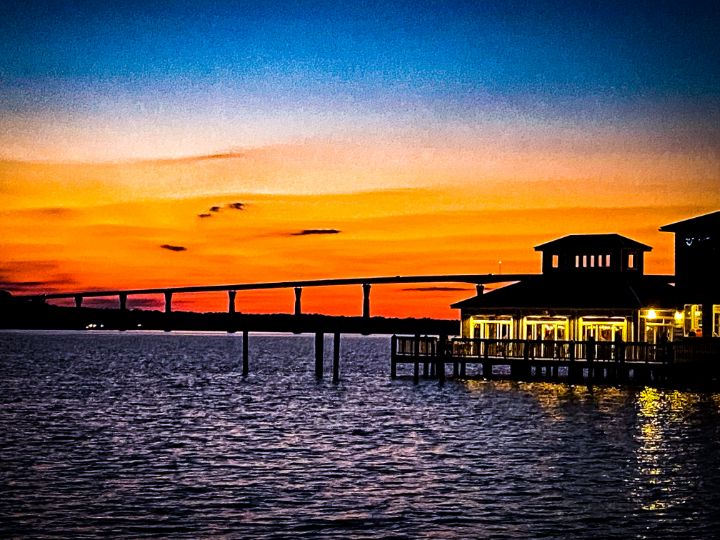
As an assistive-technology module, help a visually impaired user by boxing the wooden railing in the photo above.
[394,336,672,364]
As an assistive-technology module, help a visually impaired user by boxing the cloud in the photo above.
[0,275,78,294]
[160,244,187,252]
[227,202,245,210]
[209,206,221,212]
[290,229,341,236]
[402,286,471,292]
[198,213,212,218]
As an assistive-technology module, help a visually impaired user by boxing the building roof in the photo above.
[534,234,652,252]
[659,210,720,233]
[451,275,677,311]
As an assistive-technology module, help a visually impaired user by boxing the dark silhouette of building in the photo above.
[535,234,651,275]
[660,210,720,338]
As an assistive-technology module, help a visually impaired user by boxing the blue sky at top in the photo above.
[1,0,718,159]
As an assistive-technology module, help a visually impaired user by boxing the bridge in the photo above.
[24,273,536,318]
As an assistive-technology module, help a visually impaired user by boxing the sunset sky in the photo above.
[1,0,719,317]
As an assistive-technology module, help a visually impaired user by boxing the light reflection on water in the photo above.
[1,330,720,539]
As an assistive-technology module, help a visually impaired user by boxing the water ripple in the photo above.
[1,331,720,539]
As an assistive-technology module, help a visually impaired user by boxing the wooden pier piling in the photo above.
[333,332,340,383]
[242,330,249,376]
[315,332,324,378]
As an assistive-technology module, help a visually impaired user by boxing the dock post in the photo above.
[315,332,324,378]
[413,334,420,383]
[294,287,302,316]
[163,291,172,332]
[242,330,249,376]
[437,335,447,383]
[390,334,397,379]
[333,333,340,383]
[568,340,580,381]
[587,336,596,383]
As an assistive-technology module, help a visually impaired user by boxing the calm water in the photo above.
[1,331,720,539]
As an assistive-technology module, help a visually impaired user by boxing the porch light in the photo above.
[647,309,657,319]
[674,311,683,322]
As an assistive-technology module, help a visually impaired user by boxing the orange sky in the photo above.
[2,137,718,318]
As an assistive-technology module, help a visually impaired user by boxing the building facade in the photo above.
[660,210,720,338]
[452,226,704,344]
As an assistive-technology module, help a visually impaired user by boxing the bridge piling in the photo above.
[362,283,371,318]
[294,287,302,316]
[118,293,128,331]
[227,291,237,333]
[163,291,173,332]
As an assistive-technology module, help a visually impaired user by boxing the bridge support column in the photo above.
[75,295,83,309]
[164,291,172,332]
[362,283,371,318]
[227,290,237,333]
[315,332,324,378]
[242,330,249,376]
[333,333,340,383]
[294,287,302,316]
[119,293,127,331]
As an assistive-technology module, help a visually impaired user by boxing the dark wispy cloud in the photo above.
[160,244,187,252]
[290,229,341,236]
[0,272,78,294]
[196,202,245,218]
[402,286,471,292]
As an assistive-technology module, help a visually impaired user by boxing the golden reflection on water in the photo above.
[633,387,720,512]
[461,379,630,420]
[462,379,720,514]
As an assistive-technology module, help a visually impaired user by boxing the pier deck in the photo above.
[391,335,720,388]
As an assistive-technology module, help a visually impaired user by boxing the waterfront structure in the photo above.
[452,234,681,345]
[453,210,720,344]
[659,210,720,339]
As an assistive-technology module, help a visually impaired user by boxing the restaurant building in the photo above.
[453,210,720,344]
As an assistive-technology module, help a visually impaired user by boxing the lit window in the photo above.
[606,254,611,267]
[575,255,580,268]
[628,253,635,269]
[552,254,559,268]
[590,255,595,267]
[583,255,587,267]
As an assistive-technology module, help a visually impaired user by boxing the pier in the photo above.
[391,335,720,388]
